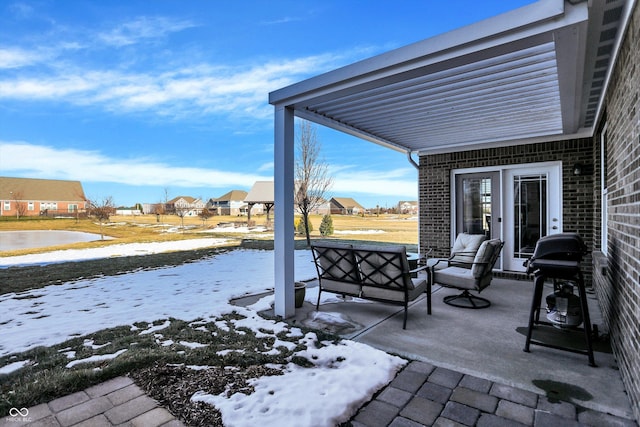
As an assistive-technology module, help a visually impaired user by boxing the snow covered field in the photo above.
[0,238,231,267]
[0,241,406,426]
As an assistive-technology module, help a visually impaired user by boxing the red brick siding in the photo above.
[419,138,595,285]
[595,2,640,420]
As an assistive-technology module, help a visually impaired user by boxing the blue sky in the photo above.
[0,0,535,209]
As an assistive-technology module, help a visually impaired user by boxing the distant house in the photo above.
[329,197,365,215]
[115,208,142,216]
[398,201,418,215]
[166,196,205,217]
[308,199,331,215]
[207,190,249,216]
[0,176,87,217]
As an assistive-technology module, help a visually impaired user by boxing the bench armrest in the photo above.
[410,265,429,274]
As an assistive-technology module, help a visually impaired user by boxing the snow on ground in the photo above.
[0,244,406,426]
[333,229,385,235]
[0,359,31,375]
[193,337,402,427]
[0,238,231,267]
[0,249,316,355]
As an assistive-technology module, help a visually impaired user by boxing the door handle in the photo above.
[552,226,558,230]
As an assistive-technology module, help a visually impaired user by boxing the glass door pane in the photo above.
[513,174,547,259]
[456,172,500,240]
[463,177,491,236]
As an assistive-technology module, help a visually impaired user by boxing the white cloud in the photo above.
[0,47,45,69]
[331,168,417,199]
[0,141,269,188]
[8,2,34,19]
[260,16,305,26]
[97,16,197,47]
[0,6,377,124]
[0,141,416,201]
[0,54,341,121]
[257,162,274,172]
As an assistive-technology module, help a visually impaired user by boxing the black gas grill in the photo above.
[525,233,588,276]
[523,233,595,366]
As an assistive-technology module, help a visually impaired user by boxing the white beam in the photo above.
[273,104,295,318]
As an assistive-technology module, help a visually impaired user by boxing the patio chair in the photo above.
[425,233,487,270]
[430,239,504,309]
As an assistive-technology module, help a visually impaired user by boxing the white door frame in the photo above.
[451,161,563,272]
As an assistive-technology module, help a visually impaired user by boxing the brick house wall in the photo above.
[0,177,87,217]
[419,2,640,420]
[1,200,86,217]
[418,137,595,285]
[592,2,640,420]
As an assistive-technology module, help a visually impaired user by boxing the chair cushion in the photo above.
[471,239,501,278]
[432,266,478,290]
[320,278,361,296]
[451,233,486,264]
[361,278,427,302]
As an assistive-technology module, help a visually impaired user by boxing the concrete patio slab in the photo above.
[276,276,634,421]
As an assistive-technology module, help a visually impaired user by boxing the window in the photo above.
[601,124,608,255]
[28,201,34,211]
[68,204,78,212]
[3,201,10,211]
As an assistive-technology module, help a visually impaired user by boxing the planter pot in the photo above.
[295,281,306,308]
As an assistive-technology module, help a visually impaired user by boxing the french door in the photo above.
[454,163,562,272]
[503,165,562,271]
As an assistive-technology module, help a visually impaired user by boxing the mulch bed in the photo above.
[131,364,284,427]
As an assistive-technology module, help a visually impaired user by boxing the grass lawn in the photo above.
[0,213,418,257]
[0,213,417,423]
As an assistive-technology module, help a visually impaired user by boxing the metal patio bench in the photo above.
[311,241,430,329]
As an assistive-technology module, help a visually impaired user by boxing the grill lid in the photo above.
[525,233,588,275]
[530,233,587,262]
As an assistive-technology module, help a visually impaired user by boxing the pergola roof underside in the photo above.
[272,0,629,155]
[299,41,564,151]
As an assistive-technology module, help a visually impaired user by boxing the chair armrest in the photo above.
[410,265,429,274]
[448,260,474,268]
[417,248,434,265]
[430,258,449,269]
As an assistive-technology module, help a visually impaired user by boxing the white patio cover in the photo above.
[268,0,631,317]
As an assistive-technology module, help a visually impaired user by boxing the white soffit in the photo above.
[269,0,607,154]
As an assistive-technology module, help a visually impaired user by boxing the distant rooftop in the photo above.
[245,181,274,204]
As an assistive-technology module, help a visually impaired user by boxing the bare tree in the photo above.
[10,191,27,219]
[295,120,333,247]
[199,208,212,227]
[175,205,189,231]
[87,196,115,240]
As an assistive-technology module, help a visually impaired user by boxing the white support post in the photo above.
[274,104,295,318]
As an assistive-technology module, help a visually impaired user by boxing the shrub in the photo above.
[296,217,313,234]
[319,214,334,236]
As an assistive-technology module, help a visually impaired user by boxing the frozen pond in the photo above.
[0,230,108,251]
